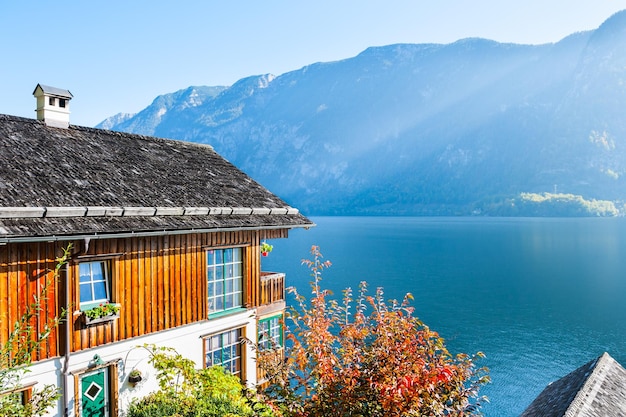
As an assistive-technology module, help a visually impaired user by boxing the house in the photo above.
[521,352,626,416]
[0,84,314,416]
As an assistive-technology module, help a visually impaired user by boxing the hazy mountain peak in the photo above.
[96,112,135,129]
[101,11,626,216]
[227,74,275,91]
[594,9,626,37]
[357,43,443,60]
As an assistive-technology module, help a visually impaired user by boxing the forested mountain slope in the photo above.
[100,11,626,216]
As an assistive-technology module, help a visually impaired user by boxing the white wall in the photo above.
[19,309,258,417]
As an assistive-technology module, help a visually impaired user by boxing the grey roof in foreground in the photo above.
[521,352,626,417]
[0,114,313,240]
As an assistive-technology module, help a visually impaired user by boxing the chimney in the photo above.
[33,84,73,128]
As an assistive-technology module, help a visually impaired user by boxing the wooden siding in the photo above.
[0,228,288,360]
[0,241,65,362]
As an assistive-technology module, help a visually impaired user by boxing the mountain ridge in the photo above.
[98,10,626,216]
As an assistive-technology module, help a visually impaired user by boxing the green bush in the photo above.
[126,392,188,417]
[127,345,277,417]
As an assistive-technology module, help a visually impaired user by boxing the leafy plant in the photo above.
[84,303,120,320]
[258,245,490,417]
[0,245,71,417]
[127,344,278,417]
[261,241,274,256]
[127,369,143,385]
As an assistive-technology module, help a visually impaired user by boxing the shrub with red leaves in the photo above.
[258,246,490,417]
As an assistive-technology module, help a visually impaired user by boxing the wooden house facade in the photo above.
[0,87,313,417]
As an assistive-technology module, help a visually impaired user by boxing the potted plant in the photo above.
[261,241,273,257]
[128,369,142,384]
[83,302,121,325]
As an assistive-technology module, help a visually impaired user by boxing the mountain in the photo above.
[98,11,626,216]
[96,112,135,130]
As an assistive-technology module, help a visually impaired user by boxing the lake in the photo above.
[261,216,626,416]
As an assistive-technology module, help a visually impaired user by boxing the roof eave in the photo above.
[0,221,316,245]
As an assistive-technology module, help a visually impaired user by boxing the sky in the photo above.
[2,1,626,127]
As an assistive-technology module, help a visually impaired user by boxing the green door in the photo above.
[81,368,108,417]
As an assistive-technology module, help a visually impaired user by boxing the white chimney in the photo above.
[33,84,73,128]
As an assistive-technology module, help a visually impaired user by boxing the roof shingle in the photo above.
[521,352,626,417]
[0,114,313,240]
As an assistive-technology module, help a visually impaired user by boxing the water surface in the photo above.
[262,217,626,416]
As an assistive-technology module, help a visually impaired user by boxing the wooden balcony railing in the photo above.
[257,347,285,386]
[259,272,285,306]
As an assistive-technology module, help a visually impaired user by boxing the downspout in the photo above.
[61,264,71,417]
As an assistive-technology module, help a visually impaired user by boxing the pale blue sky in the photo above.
[2,1,626,127]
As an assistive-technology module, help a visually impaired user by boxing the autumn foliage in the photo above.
[258,245,489,417]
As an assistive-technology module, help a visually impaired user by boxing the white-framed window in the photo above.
[48,97,55,106]
[258,315,283,350]
[207,248,243,314]
[204,328,243,377]
[59,98,66,108]
[79,261,111,309]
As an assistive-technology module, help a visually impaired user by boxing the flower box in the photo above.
[84,311,120,326]
[82,303,121,326]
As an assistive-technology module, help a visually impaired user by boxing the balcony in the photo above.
[256,347,285,386]
[258,272,285,315]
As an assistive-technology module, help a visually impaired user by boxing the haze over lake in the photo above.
[262,216,626,416]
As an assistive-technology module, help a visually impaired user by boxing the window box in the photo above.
[84,312,119,326]
[82,303,121,326]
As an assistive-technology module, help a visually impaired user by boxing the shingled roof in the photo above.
[521,352,626,417]
[0,114,313,241]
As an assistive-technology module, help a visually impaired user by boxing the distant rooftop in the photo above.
[521,352,626,417]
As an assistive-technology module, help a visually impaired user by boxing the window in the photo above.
[204,328,242,376]
[48,97,55,106]
[79,261,111,309]
[59,98,66,108]
[0,385,33,407]
[258,315,282,350]
[207,248,243,314]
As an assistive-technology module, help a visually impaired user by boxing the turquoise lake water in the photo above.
[261,216,626,416]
